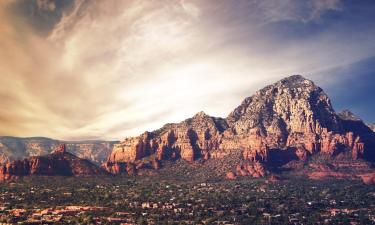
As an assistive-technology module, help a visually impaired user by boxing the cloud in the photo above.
[0,0,374,140]
[309,0,341,19]
[253,0,342,23]
[47,0,87,41]
[0,0,209,140]
[36,0,56,12]
[181,0,200,18]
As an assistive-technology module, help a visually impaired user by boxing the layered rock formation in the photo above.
[225,162,267,180]
[337,110,375,160]
[104,75,375,175]
[0,144,106,181]
[0,137,117,165]
[106,112,228,173]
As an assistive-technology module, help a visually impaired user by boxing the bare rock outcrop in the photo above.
[226,171,237,180]
[228,161,267,179]
[245,161,266,178]
[53,143,66,154]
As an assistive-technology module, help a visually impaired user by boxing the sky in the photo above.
[0,0,374,141]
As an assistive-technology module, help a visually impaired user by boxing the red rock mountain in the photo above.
[104,75,375,174]
[0,144,107,181]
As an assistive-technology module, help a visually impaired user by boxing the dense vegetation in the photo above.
[1,174,375,224]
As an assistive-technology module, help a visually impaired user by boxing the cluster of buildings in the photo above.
[1,178,375,224]
[0,204,137,224]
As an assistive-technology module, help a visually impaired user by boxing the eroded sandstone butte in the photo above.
[104,75,375,174]
[0,144,106,181]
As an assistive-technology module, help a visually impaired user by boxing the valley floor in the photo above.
[0,174,375,225]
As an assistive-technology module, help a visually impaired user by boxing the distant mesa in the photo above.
[0,144,107,181]
[0,136,117,165]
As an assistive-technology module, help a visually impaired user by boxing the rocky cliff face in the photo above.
[104,75,374,175]
[0,144,106,181]
[0,137,117,165]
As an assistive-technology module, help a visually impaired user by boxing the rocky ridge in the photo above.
[104,75,375,178]
[0,144,107,181]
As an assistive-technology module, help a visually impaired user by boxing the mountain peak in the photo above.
[193,111,209,119]
[281,74,306,81]
[252,75,318,99]
[277,75,315,89]
[227,74,342,135]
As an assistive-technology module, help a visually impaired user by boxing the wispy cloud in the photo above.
[253,0,342,23]
[0,0,374,140]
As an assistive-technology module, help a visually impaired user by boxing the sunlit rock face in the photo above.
[0,144,106,181]
[105,75,374,174]
[227,75,342,136]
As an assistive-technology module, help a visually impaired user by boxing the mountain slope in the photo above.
[0,137,118,165]
[104,75,375,175]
